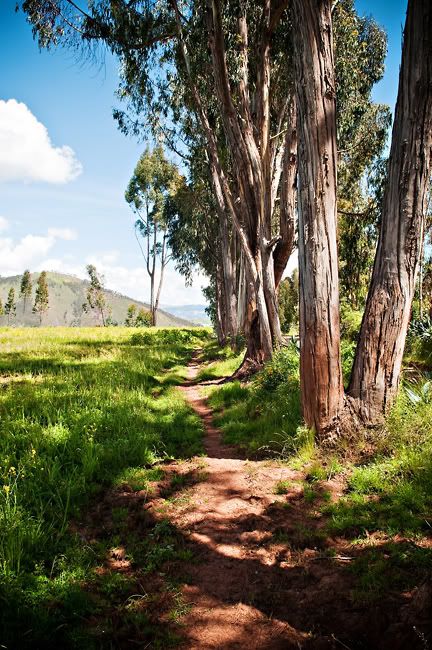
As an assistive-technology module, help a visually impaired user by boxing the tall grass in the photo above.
[0,326,209,647]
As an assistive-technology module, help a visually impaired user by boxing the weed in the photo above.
[274,480,291,495]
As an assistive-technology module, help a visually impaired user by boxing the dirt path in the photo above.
[78,352,429,648]
[170,355,355,649]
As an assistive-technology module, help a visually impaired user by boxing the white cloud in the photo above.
[0,228,79,277]
[0,216,9,232]
[85,255,207,306]
[0,99,83,184]
[38,254,207,306]
[47,227,78,241]
[0,234,56,276]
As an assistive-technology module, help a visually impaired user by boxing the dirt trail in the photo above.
[79,352,430,648]
[171,354,355,649]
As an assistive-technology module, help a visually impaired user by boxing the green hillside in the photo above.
[0,272,193,327]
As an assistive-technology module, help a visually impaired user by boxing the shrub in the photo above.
[130,327,211,346]
[340,305,363,342]
[254,344,299,392]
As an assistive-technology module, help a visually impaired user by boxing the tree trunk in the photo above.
[215,260,227,346]
[218,215,238,346]
[348,0,432,422]
[292,0,344,436]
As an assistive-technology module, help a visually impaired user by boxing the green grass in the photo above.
[201,336,432,604]
[207,345,303,455]
[195,344,244,381]
[0,326,210,648]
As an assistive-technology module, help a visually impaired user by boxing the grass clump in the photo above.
[208,344,303,456]
[325,384,432,538]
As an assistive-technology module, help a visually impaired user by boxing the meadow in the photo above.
[0,326,209,648]
[1,325,431,647]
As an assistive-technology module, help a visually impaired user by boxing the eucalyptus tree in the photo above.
[125,146,181,326]
[84,264,109,326]
[166,157,234,346]
[33,272,49,325]
[292,0,432,436]
[20,270,33,314]
[21,0,390,375]
[4,288,16,326]
[20,0,297,372]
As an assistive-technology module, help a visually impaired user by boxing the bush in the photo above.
[406,317,432,364]
[130,327,211,346]
[340,305,363,342]
[254,344,299,392]
[341,340,356,385]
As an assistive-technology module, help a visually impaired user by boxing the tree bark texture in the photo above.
[292,0,344,435]
[204,0,295,366]
[348,0,432,422]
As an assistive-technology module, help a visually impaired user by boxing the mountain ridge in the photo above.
[0,272,194,327]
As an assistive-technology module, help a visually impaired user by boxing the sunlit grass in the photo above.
[0,326,209,647]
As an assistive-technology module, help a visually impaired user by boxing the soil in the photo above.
[78,352,432,649]
[171,354,431,649]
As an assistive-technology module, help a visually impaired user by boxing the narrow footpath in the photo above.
[168,354,368,649]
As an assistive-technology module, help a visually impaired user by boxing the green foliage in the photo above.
[341,340,356,386]
[4,288,16,324]
[349,542,432,603]
[125,303,152,327]
[333,0,391,308]
[20,270,32,314]
[340,304,363,342]
[254,345,299,392]
[196,345,243,382]
[278,270,299,334]
[0,327,204,646]
[33,272,49,325]
[325,385,432,538]
[85,264,110,326]
[130,327,211,346]
[209,345,302,456]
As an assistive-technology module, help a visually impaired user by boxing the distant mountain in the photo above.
[0,272,194,327]
[163,304,211,325]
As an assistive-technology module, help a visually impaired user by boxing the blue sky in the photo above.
[0,0,407,306]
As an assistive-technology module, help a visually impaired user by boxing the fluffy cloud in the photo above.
[0,227,78,277]
[0,99,83,184]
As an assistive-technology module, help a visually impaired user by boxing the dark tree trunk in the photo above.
[215,260,228,346]
[292,0,344,436]
[218,215,238,346]
[349,0,432,423]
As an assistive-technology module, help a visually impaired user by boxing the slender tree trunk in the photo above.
[215,259,227,346]
[218,214,238,346]
[348,0,432,422]
[292,0,343,436]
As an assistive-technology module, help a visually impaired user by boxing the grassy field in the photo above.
[1,326,431,646]
[0,326,210,648]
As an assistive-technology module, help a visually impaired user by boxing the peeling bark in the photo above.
[349,0,432,422]
[292,0,344,435]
